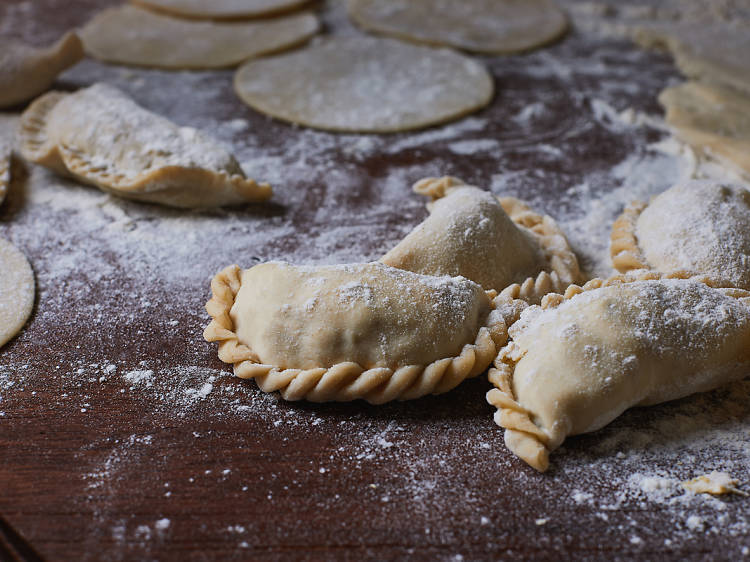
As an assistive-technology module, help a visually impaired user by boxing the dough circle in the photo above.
[132,0,310,20]
[81,5,319,69]
[0,238,35,349]
[234,37,494,133]
[347,0,568,54]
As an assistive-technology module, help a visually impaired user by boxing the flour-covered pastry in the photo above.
[611,180,750,290]
[382,177,580,301]
[204,261,513,404]
[0,237,35,349]
[0,32,83,108]
[19,84,271,208]
[487,273,750,471]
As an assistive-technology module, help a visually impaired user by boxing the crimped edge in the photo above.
[610,200,650,272]
[0,141,10,206]
[414,176,582,303]
[485,270,750,472]
[18,90,272,208]
[203,264,514,405]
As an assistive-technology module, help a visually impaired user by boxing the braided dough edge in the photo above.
[414,176,582,303]
[486,270,750,472]
[0,141,9,206]
[610,200,650,272]
[18,90,272,207]
[204,264,513,405]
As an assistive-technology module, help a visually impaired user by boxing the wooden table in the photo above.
[2,1,749,560]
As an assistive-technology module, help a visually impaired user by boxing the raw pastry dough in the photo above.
[0,32,84,108]
[381,177,580,300]
[0,238,35,349]
[635,23,750,95]
[204,261,513,404]
[132,0,310,20]
[18,83,271,208]
[81,5,319,70]
[347,0,568,54]
[658,81,750,177]
[682,472,746,496]
[234,36,494,133]
[0,140,9,206]
[487,273,750,472]
[611,180,750,290]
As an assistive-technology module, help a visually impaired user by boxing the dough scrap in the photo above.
[81,5,319,70]
[234,36,494,133]
[682,472,747,496]
[204,261,513,404]
[18,83,271,208]
[132,0,310,20]
[486,272,750,472]
[0,238,35,349]
[381,176,581,301]
[658,81,750,178]
[0,140,9,206]
[634,22,750,96]
[611,180,750,290]
[348,0,568,54]
[0,32,84,108]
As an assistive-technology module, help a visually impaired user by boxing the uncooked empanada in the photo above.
[0,32,84,108]
[0,237,35,349]
[18,83,271,208]
[81,5,319,70]
[611,180,750,290]
[204,261,513,404]
[133,0,310,20]
[0,140,9,206]
[487,273,750,472]
[381,177,580,301]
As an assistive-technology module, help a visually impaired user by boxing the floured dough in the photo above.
[204,261,512,404]
[487,274,750,472]
[0,32,84,108]
[133,0,310,19]
[683,472,746,496]
[81,5,319,70]
[19,83,271,208]
[381,177,580,300]
[0,140,9,206]
[635,22,750,95]
[0,238,35,349]
[658,81,750,177]
[611,180,750,289]
[347,0,568,54]
[234,36,494,133]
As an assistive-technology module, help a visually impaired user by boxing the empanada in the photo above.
[204,261,513,404]
[133,0,310,20]
[381,177,580,301]
[611,180,750,290]
[18,84,271,208]
[0,32,84,108]
[487,272,750,472]
[0,237,35,349]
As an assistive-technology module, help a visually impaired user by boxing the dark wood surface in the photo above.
[2,1,749,560]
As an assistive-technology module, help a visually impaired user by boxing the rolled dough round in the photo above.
[80,5,319,70]
[0,238,35,349]
[132,0,310,20]
[234,37,494,133]
[347,0,568,54]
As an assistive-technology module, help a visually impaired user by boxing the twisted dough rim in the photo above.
[485,270,750,472]
[204,264,513,405]
[610,199,650,273]
[18,90,272,206]
[0,141,9,206]
[414,176,582,304]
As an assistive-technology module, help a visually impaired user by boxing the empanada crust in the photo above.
[611,180,750,290]
[382,176,581,302]
[18,84,271,208]
[205,262,514,404]
[0,141,9,206]
[487,272,750,472]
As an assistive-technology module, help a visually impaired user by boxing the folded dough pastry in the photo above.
[0,141,9,206]
[0,237,35,349]
[204,261,514,404]
[487,273,750,472]
[611,180,750,289]
[381,177,580,301]
[133,0,310,20]
[0,32,84,108]
[18,83,271,208]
